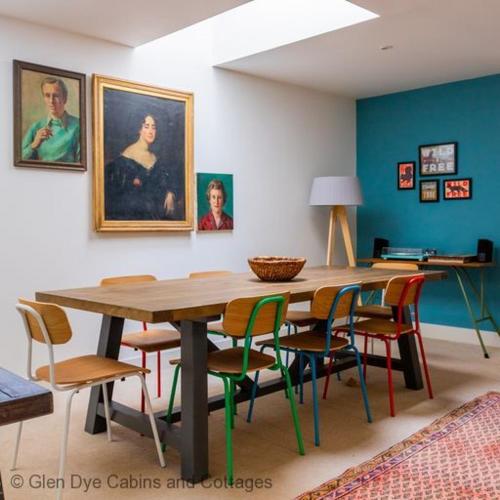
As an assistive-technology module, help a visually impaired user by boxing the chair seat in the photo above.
[121,329,181,352]
[207,347,276,374]
[257,331,349,353]
[286,310,317,327]
[355,304,393,320]
[36,355,149,385]
[340,319,414,338]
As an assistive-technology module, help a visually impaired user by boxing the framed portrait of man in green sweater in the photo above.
[13,60,86,171]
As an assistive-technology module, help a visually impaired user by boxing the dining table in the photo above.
[36,265,446,483]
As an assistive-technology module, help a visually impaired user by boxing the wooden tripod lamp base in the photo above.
[309,176,362,268]
[326,205,356,267]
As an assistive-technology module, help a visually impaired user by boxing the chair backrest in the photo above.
[311,284,360,321]
[17,298,72,345]
[372,262,419,271]
[223,292,290,337]
[100,274,157,286]
[384,274,425,307]
[188,271,232,279]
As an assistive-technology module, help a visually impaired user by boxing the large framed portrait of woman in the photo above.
[93,75,194,231]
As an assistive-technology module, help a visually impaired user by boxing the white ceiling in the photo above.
[216,0,500,98]
[0,0,248,47]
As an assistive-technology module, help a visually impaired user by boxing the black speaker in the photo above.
[373,238,389,258]
[477,239,493,263]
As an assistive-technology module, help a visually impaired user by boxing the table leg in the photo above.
[454,267,493,358]
[394,306,423,390]
[180,319,209,483]
[85,315,124,434]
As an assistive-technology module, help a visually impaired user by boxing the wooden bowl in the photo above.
[248,256,306,282]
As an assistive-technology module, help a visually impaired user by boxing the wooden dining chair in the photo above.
[344,274,434,417]
[355,262,419,320]
[251,284,372,446]
[14,298,165,500]
[166,292,304,485]
[100,275,181,413]
[188,271,234,342]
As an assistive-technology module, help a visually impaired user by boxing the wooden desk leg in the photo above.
[180,319,209,483]
[395,307,423,390]
[85,315,124,434]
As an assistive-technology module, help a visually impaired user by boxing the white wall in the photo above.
[0,17,356,373]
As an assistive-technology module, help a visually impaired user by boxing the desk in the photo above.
[37,266,445,483]
[359,258,499,358]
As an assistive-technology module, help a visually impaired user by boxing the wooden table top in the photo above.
[0,368,53,426]
[36,266,446,323]
[358,258,495,269]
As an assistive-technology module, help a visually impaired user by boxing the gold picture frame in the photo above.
[93,74,194,232]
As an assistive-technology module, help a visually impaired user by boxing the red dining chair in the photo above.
[337,274,433,417]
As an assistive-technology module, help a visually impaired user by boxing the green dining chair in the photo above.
[166,292,304,485]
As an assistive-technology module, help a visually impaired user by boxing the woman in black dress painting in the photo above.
[105,113,177,220]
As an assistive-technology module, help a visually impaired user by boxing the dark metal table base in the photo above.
[85,310,423,483]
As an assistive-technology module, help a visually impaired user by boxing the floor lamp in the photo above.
[309,176,363,267]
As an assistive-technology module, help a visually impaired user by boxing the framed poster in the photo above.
[93,75,193,232]
[197,173,234,231]
[419,142,457,176]
[397,161,415,190]
[13,60,86,171]
[419,179,439,203]
[443,178,472,200]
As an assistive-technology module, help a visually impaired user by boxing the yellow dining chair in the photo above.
[100,275,181,413]
[14,298,165,500]
[355,262,419,320]
[188,271,233,340]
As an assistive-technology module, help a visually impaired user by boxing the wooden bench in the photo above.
[0,367,53,427]
[0,367,53,499]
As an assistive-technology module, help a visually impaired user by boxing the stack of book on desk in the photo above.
[426,255,477,264]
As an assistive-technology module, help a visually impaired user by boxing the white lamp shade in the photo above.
[309,176,363,206]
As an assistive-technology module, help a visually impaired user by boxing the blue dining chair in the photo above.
[249,283,372,446]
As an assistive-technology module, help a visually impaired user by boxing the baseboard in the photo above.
[421,322,500,349]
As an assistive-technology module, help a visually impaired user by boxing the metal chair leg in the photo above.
[102,383,113,442]
[322,353,334,400]
[246,370,260,423]
[222,377,234,485]
[281,366,305,455]
[299,352,304,404]
[353,347,373,423]
[11,421,23,471]
[166,364,181,424]
[414,331,434,399]
[363,335,368,381]
[383,340,395,417]
[56,389,78,500]
[285,322,291,368]
[308,354,320,446]
[141,351,147,413]
[157,351,162,398]
[138,374,166,468]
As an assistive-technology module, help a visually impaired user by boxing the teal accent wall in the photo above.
[357,75,500,331]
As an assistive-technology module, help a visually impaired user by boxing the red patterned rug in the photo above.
[297,392,500,499]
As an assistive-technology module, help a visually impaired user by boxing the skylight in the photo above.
[211,0,378,65]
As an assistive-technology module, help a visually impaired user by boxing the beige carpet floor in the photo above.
[1,336,498,499]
